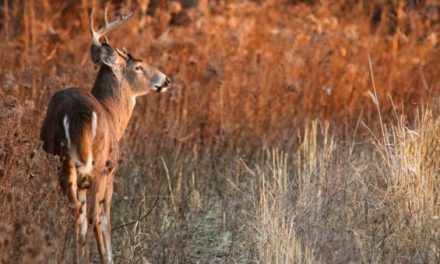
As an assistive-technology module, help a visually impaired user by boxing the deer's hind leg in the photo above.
[60,158,80,209]
[76,188,88,263]
[60,158,89,263]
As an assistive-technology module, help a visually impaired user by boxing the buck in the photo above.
[40,5,171,263]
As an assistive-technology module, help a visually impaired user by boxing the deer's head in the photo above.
[89,5,171,95]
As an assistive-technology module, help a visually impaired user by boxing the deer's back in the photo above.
[40,88,118,167]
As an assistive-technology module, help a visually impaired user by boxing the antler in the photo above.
[89,3,135,47]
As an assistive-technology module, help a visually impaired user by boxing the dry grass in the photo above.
[2,0,440,263]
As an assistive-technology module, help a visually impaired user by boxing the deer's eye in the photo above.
[135,66,143,71]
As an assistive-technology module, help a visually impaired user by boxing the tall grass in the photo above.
[251,148,316,263]
[246,111,440,263]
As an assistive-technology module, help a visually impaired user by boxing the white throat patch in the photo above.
[132,96,136,110]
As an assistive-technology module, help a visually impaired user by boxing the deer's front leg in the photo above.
[93,201,107,263]
[101,202,112,264]
[102,171,114,263]
[93,175,113,264]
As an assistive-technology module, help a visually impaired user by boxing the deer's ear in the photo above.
[90,44,120,67]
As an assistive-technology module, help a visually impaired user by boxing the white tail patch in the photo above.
[63,115,71,148]
[91,111,98,140]
[131,96,136,110]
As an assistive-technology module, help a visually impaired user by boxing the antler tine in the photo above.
[89,7,101,47]
[89,4,135,47]
[104,2,110,27]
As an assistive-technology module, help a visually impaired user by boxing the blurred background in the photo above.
[2,0,440,263]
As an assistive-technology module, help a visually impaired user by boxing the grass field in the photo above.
[2,0,440,263]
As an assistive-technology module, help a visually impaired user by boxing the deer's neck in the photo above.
[91,66,135,141]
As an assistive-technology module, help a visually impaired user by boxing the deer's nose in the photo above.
[164,77,172,86]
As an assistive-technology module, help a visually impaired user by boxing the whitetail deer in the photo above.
[40,4,171,263]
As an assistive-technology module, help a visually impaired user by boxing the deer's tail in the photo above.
[63,112,98,178]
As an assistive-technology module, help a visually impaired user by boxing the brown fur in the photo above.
[40,88,117,189]
[40,78,121,263]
